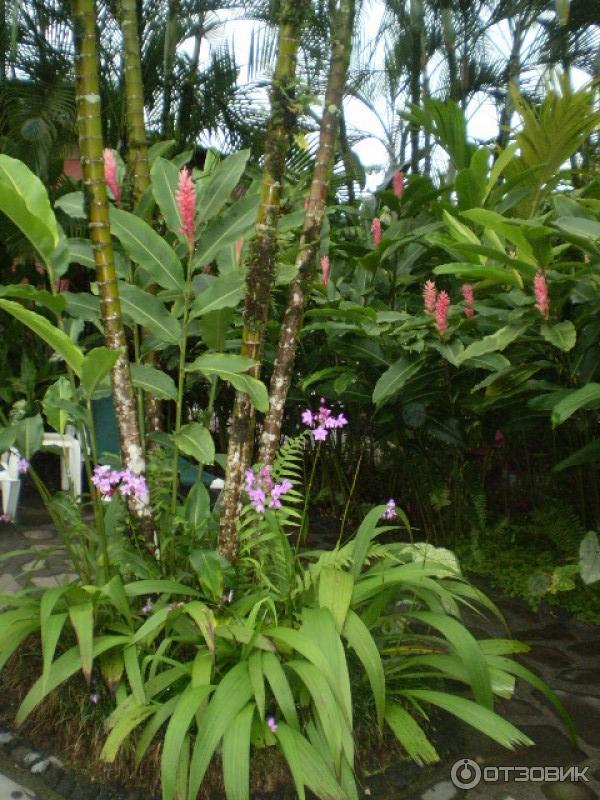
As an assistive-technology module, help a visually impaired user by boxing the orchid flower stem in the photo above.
[170,246,194,516]
[337,450,362,547]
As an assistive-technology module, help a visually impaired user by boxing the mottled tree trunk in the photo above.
[218,0,307,562]
[119,0,162,434]
[440,0,458,102]
[259,0,355,467]
[72,0,153,539]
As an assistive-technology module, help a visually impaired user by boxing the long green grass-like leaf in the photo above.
[286,660,344,773]
[41,613,67,692]
[385,703,439,765]
[248,651,265,720]
[162,684,214,800]
[68,602,94,684]
[123,580,199,598]
[401,689,532,749]
[409,611,493,709]
[124,645,146,706]
[318,567,354,633]
[135,697,179,767]
[350,506,388,578]
[261,652,299,730]
[222,703,255,800]
[187,662,253,800]
[487,655,576,743]
[16,636,130,726]
[101,703,155,762]
[275,723,346,800]
[342,610,385,730]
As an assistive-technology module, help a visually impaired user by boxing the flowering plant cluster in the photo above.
[381,498,397,520]
[301,400,348,442]
[244,466,293,513]
[91,465,149,502]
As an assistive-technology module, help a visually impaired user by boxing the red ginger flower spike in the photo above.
[423,279,437,314]
[320,255,330,287]
[435,290,451,335]
[371,217,382,247]
[177,169,196,247]
[103,148,121,204]
[392,170,405,201]
[461,282,475,318]
[534,270,549,319]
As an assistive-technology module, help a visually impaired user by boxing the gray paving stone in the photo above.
[0,774,36,799]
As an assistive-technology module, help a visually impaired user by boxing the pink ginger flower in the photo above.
[371,217,382,247]
[176,169,196,247]
[423,279,437,314]
[392,170,405,200]
[534,270,549,319]
[103,148,121,204]
[320,255,330,287]
[461,282,475,318]
[435,290,451,336]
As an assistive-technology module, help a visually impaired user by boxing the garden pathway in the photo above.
[0,491,598,800]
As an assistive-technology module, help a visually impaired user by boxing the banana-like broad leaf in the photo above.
[173,423,215,464]
[80,347,119,399]
[0,299,84,375]
[150,157,182,235]
[186,352,268,412]
[373,358,421,407]
[109,207,184,291]
[130,363,178,401]
[190,271,244,318]
[551,383,600,427]
[0,155,59,264]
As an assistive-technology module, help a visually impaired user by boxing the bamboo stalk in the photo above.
[72,0,153,540]
[259,0,355,467]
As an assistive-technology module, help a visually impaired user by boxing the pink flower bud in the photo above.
[435,290,451,335]
[534,270,549,319]
[392,170,405,200]
[371,217,382,247]
[103,148,121,204]
[461,282,475,318]
[320,255,330,287]
[176,169,196,247]
[423,279,437,314]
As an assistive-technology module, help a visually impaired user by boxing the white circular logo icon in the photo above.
[451,758,482,790]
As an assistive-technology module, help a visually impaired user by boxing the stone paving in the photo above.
[0,490,599,799]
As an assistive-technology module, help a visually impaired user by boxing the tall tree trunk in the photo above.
[497,18,522,152]
[439,0,458,101]
[218,0,307,562]
[161,0,179,139]
[259,0,355,467]
[72,0,153,539]
[409,0,423,174]
[119,0,162,434]
[120,0,150,202]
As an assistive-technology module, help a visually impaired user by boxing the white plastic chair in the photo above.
[0,427,83,521]
[0,448,22,520]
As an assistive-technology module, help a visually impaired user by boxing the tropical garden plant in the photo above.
[0,0,598,797]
